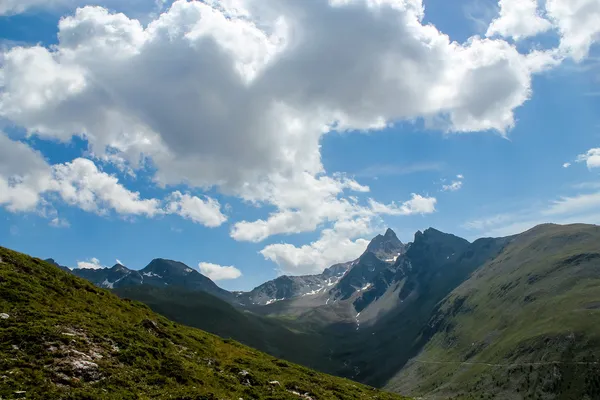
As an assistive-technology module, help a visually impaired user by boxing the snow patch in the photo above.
[185,268,194,273]
[101,279,114,289]
[355,312,361,331]
[359,283,372,292]
[142,272,162,279]
[265,298,285,305]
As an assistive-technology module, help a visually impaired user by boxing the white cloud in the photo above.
[49,217,70,228]
[464,187,600,238]
[369,194,438,216]
[230,173,371,242]
[77,257,105,269]
[0,134,229,227]
[0,0,66,15]
[260,193,436,275]
[260,216,373,275]
[0,0,551,196]
[198,262,242,280]
[51,158,162,216]
[486,0,552,40]
[442,174,465,192]
[563,162,571,168]
[0,134,53,212]
[231,172,436,243]
[545,0,600,62]
[576,148,600,169]
[166,191,227,228]
[544,192,600,216]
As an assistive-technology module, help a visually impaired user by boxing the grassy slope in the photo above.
[387,224,600,400]
[113,285,338,373]
[0,246,409,400]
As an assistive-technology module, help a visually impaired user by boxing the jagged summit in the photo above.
[384,228,397,238]
[366,228,404,262]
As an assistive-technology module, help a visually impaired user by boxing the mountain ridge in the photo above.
[0,245,408,400]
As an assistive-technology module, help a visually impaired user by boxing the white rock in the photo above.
[0,313,9,319]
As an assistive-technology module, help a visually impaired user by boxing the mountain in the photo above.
[67,258,233,302]
[44,258,72,273]
[366,228,406,261]
[0,245,408,400]
[239,229,405,306]
[317,228,505,385]
[237,261,353,306]
[386,223,600,399]
[71,262,144,289]
[139,258,233,301]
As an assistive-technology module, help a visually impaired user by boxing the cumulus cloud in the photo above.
[486,0,552,40]
[261,194,436,275]
[563,162,571,168]
[0,134,226,227]
[52,158,162,216]
[260,217,373,275]
[77,257,105,269]
[0,0,551,194]
[166,191,227,228]
[546,0,600,62]
[577,148,600,169]
[198,262,242,280]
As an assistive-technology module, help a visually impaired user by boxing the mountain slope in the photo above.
[0,246,408,400]
[66,258,234,302]
[388,223,600,399]
[113,285,337,373]
[323,230,509,386]
[237,261,353,306]
[240,229,405,306]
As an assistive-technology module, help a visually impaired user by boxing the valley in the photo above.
[6,223,600,399]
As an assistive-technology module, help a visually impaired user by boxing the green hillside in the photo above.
[387,224,600,399]
[0,246,409,400]
[113,285,337,373]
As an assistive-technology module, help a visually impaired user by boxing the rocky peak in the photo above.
[366,228,404,261]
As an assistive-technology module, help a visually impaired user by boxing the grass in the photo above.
[0,246,409,400]
[387,224,600,399]
[113,285,338,373]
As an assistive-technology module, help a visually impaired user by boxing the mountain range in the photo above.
[21,223,600,399]
[0,246,407,400]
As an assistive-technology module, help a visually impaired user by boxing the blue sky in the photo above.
[1,0,599,291]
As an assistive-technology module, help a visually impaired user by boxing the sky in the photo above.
[0,0,599,291]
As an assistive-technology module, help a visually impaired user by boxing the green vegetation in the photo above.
[113,285,337,373]
[388,224,600,399]
[0,246,409,400]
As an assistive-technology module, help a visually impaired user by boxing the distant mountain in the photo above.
[387,223,600,399]
[70,263,143,289]
[236,261,353,306]
[44,258,72,273]
[239,228,405,306]
[1,246,407,400]
[366,228,406,261]
[67,258,233,302]
[255,227,508,387]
